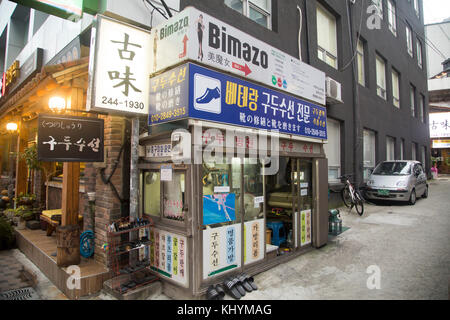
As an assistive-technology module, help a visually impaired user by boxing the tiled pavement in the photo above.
[0,250,31,293]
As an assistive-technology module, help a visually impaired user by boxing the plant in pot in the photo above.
[13,206,34,230]
[0,215,15,250]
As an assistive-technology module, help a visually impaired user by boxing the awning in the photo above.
[0,57,89,134]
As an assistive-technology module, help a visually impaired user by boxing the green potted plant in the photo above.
[0,216,15,250]
[12,206,34,230]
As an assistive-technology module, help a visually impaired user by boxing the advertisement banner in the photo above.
[202,223,241,279]
[87,15,151,115]
[244,219,265,265]
[429,113,450,138]
[150,228,188,287]
[300,210,312,246]
[432,140,450,148]
[150,7,326,105]
[37,114,104,162]
[203,193,236,225]
[149,63,328,140]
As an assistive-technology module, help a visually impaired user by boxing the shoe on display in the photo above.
[195,87,221,104]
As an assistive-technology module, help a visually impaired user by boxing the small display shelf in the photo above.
[107,216,158,294]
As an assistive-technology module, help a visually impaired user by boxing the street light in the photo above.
[6,122,18,132]
[48,96,66,113]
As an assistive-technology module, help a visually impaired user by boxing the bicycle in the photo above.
[339,174,364,216]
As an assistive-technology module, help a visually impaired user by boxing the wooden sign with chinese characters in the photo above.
[37,114,104,162]
[301,210,312,246]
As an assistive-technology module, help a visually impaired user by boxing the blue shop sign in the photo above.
[149,63,327,140]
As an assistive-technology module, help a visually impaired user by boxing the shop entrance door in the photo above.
[265,157,313,258]
[292,159,313,248]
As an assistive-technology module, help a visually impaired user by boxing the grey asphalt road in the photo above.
[242,176,450,300]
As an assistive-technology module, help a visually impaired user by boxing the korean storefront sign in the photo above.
[300,210,312,246]
[202,223,242,280]
[432,139,450,148]
[87,15,151,115]
[149,63,327,140]
[244,219,265,265]
[150,7,326,105]
[150,228,188,287]
[37,114,104,162]
[429,113,450,138]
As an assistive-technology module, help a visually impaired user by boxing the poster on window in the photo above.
[149,227,188,287]
[300,210,312,246]
[244,219,265,265]
[202,193,236,225]
[202,223,241,280]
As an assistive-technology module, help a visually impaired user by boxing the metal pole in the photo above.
[130,116,139,221]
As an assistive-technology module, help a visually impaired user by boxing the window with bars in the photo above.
[410,85,416,117]
[392,69,400,108]
[406,25,413,57]
[323,118,341,182]
[417,39,423,68]
[376,55,387,100]
[357,39,365,86]
[224,0,272,29]
[316,3,338,69]
[387,0,397,36]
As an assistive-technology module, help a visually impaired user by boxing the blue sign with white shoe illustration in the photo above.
[149,63,327,140]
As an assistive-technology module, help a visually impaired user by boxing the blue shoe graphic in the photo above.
[196,87,221,104]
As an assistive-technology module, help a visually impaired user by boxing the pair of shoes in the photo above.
[196,87,220,104]
[240,273,257,291]
[206,284,225,300]
[223,277,246,299]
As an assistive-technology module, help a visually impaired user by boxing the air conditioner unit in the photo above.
[326,76,343,104]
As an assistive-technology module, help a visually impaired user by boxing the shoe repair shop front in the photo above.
[139,63,329,298]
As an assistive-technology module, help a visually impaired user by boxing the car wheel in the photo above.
[409,189,416,205]
[422,186,428,199]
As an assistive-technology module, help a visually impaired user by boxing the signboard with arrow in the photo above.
[149,7,325,105]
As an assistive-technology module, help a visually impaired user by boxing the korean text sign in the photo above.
[429,113,450,138]
[37,114,104,162]
[149,63,327,140]
[150,7,326,105]
[87,15,151,115]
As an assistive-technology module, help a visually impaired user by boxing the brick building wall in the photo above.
[93,115,127,266]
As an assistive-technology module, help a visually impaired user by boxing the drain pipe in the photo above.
[297,5,302,61]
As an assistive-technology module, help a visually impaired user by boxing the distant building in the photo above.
[425,19,450,173]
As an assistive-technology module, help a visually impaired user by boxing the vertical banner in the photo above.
[203,223,241,279]
[301,210,312,246]
[244,219,265,265]
[149,228,188,287]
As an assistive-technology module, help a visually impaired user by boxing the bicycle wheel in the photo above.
[355,192,364,216]
[341,186,352,208]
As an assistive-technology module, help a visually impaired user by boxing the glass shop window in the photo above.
[142,169,186,223]
[163,171,186,221]
[243,159,264,222]
[143,171,160,218]
[202,159,241,226]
